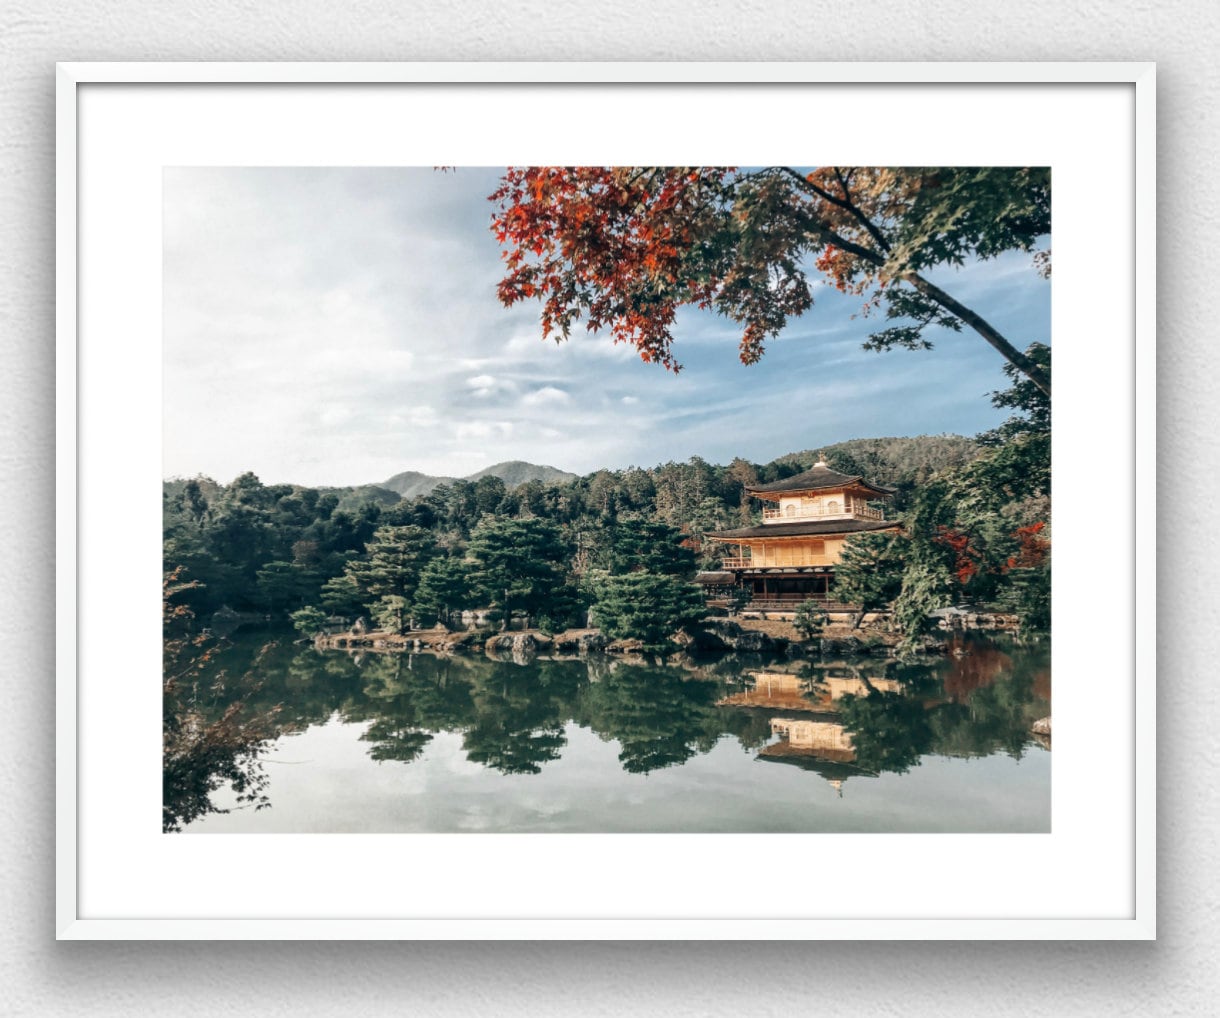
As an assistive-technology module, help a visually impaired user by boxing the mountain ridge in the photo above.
[380,460,578,499]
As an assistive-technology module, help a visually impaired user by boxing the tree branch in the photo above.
[789,208,886,267]
[901,272,1052,398]
[831,167,892,254]
[769,166,1051,398]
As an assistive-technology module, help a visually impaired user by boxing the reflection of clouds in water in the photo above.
[430,732,490,777]
[455,806,492,832]
[184,636,1050,833]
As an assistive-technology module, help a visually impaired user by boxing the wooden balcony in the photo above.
[762,502,885,522]
[721,555,835,569]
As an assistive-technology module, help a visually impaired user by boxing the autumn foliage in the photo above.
[1006,521,1050,571]
[935,526,984,586]
[490,166,814,370]
[489,166,1051,393]
[933,519,1050,602]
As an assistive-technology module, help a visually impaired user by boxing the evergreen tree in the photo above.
[318,572,365,618]
[602,516,696,576]
[371,594,411,634]
[290,605,328,637]
[465,518,575,630]
[344,525,439,612]
[591,573,707,652]
[255,560,315,614]
[833,532,908,627]
[413,556,475,627]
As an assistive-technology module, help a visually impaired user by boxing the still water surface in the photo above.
[175,631,1050,833]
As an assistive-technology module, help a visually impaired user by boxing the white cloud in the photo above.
[318,404,354,427]
[465,373,516,398]
[522,386,570,406]
[163,167,1043,486]
[456,420,514,441]
[386,405,438,428]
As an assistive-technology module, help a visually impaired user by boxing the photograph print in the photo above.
[162,165,1051,834]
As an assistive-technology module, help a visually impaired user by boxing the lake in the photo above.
[169,629,1050,833]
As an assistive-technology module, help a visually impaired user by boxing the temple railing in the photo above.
[761,503,885,522]
[721,555,836,569]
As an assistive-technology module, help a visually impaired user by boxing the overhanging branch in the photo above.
[902,273,1052,398]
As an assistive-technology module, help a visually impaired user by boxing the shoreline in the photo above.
[312,610,1022,661]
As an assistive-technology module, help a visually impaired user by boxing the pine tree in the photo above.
[413,556,475,627]
[466,518,576,630]
[344,525,439,612]
[591,573,707,652]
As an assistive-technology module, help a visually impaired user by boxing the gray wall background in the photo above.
[1,3,1209,1015]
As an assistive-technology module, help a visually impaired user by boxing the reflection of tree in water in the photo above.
[463,722,568,774]
[836,636,1051,775]
[168,620,1052,807]
[163,574,286,832]
[941,638,1013,701]
[461,661,585,774]
[576,665,726,774]
[926,642,1050,760]
[342,652,476,766]
[837,687,934,775]
[162,675,282,832]
[361,722,434,763]
[719,708,776,752]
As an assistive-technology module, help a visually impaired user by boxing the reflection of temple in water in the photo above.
[718,669,900,712]
[759,716,876,794]
[770,717,854,752]
[716,670,896,794]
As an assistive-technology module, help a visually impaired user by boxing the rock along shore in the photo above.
[311,609,1020,661]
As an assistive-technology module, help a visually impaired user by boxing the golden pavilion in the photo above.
[701,458,902,607]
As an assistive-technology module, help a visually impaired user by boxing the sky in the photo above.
[163,167,1050,488]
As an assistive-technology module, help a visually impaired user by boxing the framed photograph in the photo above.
[57,62,1155,939]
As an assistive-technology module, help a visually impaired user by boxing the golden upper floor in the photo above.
[744,459,893,525]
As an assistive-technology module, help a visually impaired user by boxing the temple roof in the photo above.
[706,519,901,540]
[746,461,894,497]
[754,745,875,782]
[693,571,738,586]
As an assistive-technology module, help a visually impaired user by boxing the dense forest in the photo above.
[163,344,1050,646]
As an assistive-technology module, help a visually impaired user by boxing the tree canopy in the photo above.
[590,572,707,652]
[465,517,577,630]
[490,166,1051,396]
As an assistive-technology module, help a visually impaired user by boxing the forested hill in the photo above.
[379,470,459,499]
[380,460,577,498]
[163,438,976,514]
[162,434,987,618]
[776,435,981,490]
[466,461,578,488]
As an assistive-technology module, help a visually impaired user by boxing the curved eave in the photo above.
[744,463,896,498]
[706,519,903,541]
[745,478,895,500]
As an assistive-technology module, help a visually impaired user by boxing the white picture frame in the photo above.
[57,61,1155,940]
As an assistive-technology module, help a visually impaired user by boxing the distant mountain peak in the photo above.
[378,460,577,499]
[465,461,576,486]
